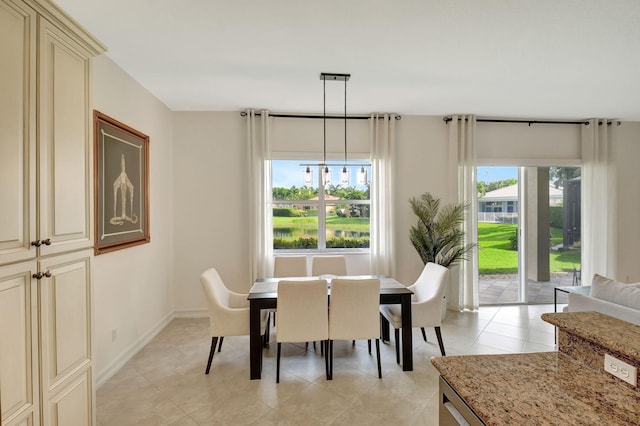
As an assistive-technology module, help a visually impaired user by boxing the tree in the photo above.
[549,167,580,188]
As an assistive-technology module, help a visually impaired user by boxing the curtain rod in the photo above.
[442,116,590,125]
[240,111,401,120]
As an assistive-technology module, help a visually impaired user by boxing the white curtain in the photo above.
[370,113,396,276]
[448,115,479,311]
[581,119,617,284]
[246,110,273,281]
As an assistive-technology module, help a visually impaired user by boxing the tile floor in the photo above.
[96,303,562,425]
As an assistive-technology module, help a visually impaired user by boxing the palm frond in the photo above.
[408,192,476,268]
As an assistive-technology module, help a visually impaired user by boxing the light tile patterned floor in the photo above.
[96,304,561,425]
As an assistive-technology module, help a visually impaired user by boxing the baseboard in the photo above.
[95,311,174,388]
[173,308,208,318]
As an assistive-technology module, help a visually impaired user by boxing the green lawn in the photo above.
[478,222,581,274]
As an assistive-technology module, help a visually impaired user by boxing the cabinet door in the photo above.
[0,0,36,266]
[38,17,93,257]
[37,250,93,425]
[0,261,39,426]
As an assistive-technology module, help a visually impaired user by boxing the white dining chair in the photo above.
[200,267,266,374]
[311,255,347,276]
[328,278,382,379]
[274,255,308,278]
[379,262,449,362]
[276,279,329,383]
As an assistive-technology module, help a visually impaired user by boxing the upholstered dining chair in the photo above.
[328,278,382,379]
[379,262,449,363]
[267,255,309,334]
[276,279,329,383]
[200,267,266,374]
[274,255,308,278]
[311,255,347,276]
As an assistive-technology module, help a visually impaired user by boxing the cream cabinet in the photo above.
[1,251,92,426]
[0,0,104,425]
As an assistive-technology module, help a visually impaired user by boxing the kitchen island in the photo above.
[432,311,640,425]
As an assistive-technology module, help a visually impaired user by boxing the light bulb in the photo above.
[303,166,313,185]
[357,166,368,185]
[323,166,331,185]
[340,166,349,185]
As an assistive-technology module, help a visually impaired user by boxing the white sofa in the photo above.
[567,274,640,326]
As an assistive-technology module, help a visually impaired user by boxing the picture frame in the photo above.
[94,110,150,255]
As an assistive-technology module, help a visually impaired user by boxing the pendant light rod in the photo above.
[323,73,326,167]
[344,76,347,165]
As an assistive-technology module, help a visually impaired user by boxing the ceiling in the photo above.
[55,0,640,120]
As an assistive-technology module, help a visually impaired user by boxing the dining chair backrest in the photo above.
[410,262,450,303]
[200,267,251,337]
[312,255,347,276]
[274,255,308,278]
[276,279,329,343]
[329,278,380,341]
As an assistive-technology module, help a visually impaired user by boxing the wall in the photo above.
[613,122,640,283]
[171,114,453,314]
[172,112,249,312]
[92,55,175,384]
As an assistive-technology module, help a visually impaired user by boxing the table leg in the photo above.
[554,288,558,344]
[400,294,413,371]
[249,302,262,380]
[380,313,390,342]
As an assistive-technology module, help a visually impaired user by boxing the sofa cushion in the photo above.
[590,274,640,310]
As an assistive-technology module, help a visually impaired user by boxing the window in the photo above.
[272,160,371,251]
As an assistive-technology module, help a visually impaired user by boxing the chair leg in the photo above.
[352,340,356,346]
[264,318,270,348]
[368,339,371,353]
[205,336,218,374]
[375,339,382,379]
[435,326,446,356]
[276,342,282,383]
[272,311,276,326]
[218,336,224,352]
[380,314,390,342]
[421,327,428,342]
[394,328,400,365]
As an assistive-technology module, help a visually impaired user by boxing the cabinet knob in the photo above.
[44,270,52,278]
[42,238,52,246]
[32,272,44,279]
[31,240,42,247]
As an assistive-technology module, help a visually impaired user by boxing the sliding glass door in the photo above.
[478,166,582,305]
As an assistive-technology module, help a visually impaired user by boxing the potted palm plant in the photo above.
[409,192,476,317]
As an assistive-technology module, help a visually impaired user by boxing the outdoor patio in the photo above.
[479,272,576,305]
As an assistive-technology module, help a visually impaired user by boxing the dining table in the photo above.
[247,275,414,380]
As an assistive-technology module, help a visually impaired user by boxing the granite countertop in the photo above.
[432,352,640,425]
[541,311,640,361]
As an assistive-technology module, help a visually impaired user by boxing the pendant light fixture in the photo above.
[301,72,371,187]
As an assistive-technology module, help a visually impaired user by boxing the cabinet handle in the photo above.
[42,238,52,246]
[31,240,42,247]
[32,271,52,280]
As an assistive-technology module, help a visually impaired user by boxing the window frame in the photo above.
[271,161,371,253]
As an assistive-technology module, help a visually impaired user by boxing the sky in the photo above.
[477,166,518,183]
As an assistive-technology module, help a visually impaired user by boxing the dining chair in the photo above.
[328,278,382,379]
[274,255,308,278]
[267,255,309,334]
[200,267,266,374]
[276,279,329,383]
[379,262,449,362]
[311,255,347,276]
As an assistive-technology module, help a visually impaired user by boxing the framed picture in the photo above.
[94,110,150,255]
